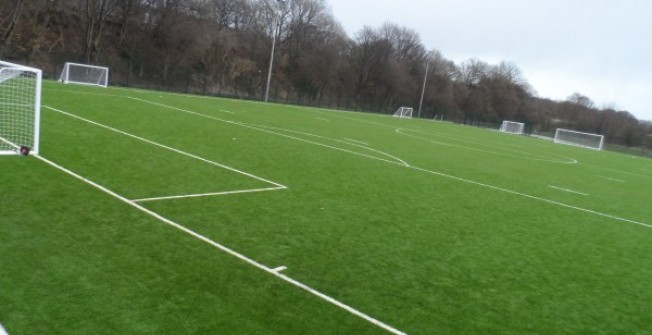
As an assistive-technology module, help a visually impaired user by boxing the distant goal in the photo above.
[499,121,525,135]
[554,128,604,150]
[0,60,42,155]
[59,62,109,87]
[393,106,413,119]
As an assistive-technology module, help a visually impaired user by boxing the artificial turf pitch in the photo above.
[2,82,652,334]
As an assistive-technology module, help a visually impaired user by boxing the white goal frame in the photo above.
[0,60,42,155]
[393,106,413,119]
[59,62,109,87]
[499,120,525,135]
[554,128,604,150]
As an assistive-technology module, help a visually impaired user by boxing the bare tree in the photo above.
[2,0,25,46]
[82,0,117,63]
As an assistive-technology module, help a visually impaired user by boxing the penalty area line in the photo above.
[132,186,287,203]
[33,154,407,335]
[44,105,286,189]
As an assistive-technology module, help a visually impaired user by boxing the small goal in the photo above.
[0,60,42,155]
[393,107,413,119]
[499,121,525,135]
[59,62,109,87]
[554,128,604,150]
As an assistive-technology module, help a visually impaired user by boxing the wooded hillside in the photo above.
[2,0,651,150]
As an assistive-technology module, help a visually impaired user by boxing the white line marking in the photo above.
[409,165,651,228]
[219,109,234,114]
[273,266,288,272]
[0,323,8,335]
[547,185,589,196]
[44,106,286,189]
[33,154,407,335]
[124,98,652,230]
[596,175,626,183]
[582,163,652,180]
[395,128,578,164]
[126,97,410,167]
[316,117,330,122]
[132,186,286,203]
[343,138,369,146]
[249,123,410,167]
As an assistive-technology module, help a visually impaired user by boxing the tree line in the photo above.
[2,0,651,150]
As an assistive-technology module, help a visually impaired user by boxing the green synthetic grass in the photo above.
[2,82,652,334]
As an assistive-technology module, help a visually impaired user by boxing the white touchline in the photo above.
[132,186,286,203]
[33,154,407,335]
[547,185,589,196]
[44,106,286,189]
[273,266,287,272]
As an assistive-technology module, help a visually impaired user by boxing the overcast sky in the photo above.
[327,0,652,121]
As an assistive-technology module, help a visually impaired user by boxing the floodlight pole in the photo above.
[417,53,431,118]
[264,0,285,103]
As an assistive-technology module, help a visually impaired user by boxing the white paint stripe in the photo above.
[0,136,19,150]
[126,97,410,167]
[132,186,286,203]
[123,98,652,230]
[250,123,410,167]
[0,323,8,335]
[547,185,589,196]
[273,266,287,272]
[219,109,234,114]
[409,165,651,229]
[596,175,626,183]
[316,117,330,122]
[34,155,407,335]
[44,106,286,189]
[343,138,369,146]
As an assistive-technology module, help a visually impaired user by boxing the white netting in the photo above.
[0,61,41,155]
[499,121,525,135]
[554,128,604,150]
[59,62,109,87]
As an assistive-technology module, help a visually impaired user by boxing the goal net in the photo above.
[0,60,42,155]
[499,120,525,135]
[554,128,604,150]
[393,106,413,119]
[59,62,109,87]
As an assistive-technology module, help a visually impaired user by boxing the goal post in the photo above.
[499,120,525,135]
[0,60,42,155]
[554,128,604,150]
[59,62,109,87]
[393,106,413,119]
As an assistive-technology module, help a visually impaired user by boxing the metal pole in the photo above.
[264,0,284,103]
[264,30,276,103]
[417,58,430,118]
